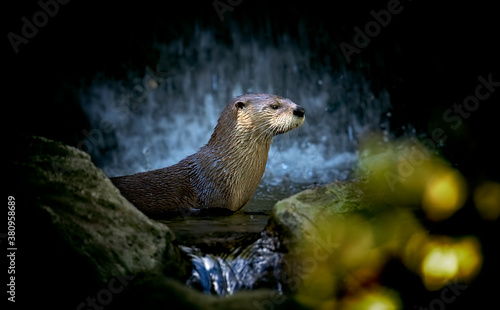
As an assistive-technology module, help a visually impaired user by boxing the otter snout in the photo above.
[293,106,305,118]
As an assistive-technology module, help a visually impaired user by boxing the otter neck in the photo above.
[198,127,274,210]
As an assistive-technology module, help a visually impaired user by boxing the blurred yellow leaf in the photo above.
[474,181,500,220]
[419,236,482,290]
[422,169,467,221]
[340,287,401,310]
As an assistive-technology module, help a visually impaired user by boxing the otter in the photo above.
[111,93,305,216]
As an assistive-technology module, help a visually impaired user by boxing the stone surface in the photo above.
[6,135,300,309]
[113,274,302,310]
[265,180,377,251]
[11,135,186,276]
[263,179,404,304]
[7,135,189,306]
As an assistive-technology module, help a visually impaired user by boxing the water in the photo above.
[180,231,283,296]
[78,24,392,296]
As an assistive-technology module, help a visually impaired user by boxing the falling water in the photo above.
[181,231,283,296]
[78,25,391,193]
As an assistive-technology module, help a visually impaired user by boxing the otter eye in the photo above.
[270,104,279,110]
[235,101,245,109]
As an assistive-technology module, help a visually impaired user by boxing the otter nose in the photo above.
[293,106,305,118]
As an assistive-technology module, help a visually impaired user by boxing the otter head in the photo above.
[232,93,305,140]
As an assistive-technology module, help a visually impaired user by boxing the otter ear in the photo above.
[235,101,246,109]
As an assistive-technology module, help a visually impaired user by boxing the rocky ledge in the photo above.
[7,136,299,309]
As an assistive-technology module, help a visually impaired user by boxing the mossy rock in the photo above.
[8,136,188,307]
[266,180,381,249]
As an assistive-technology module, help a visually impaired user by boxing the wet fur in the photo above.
[111,94,305,216]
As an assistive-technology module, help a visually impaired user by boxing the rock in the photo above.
[6,136,301,309]
[7,136,188,307]
[263,180,404,302]
[112,274,303,310]
[266,180,375,251]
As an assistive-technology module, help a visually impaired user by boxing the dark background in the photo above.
[3,0,499,309]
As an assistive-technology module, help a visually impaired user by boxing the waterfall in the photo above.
[78,24,391,193]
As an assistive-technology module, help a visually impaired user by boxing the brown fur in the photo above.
[111,94,305,216]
